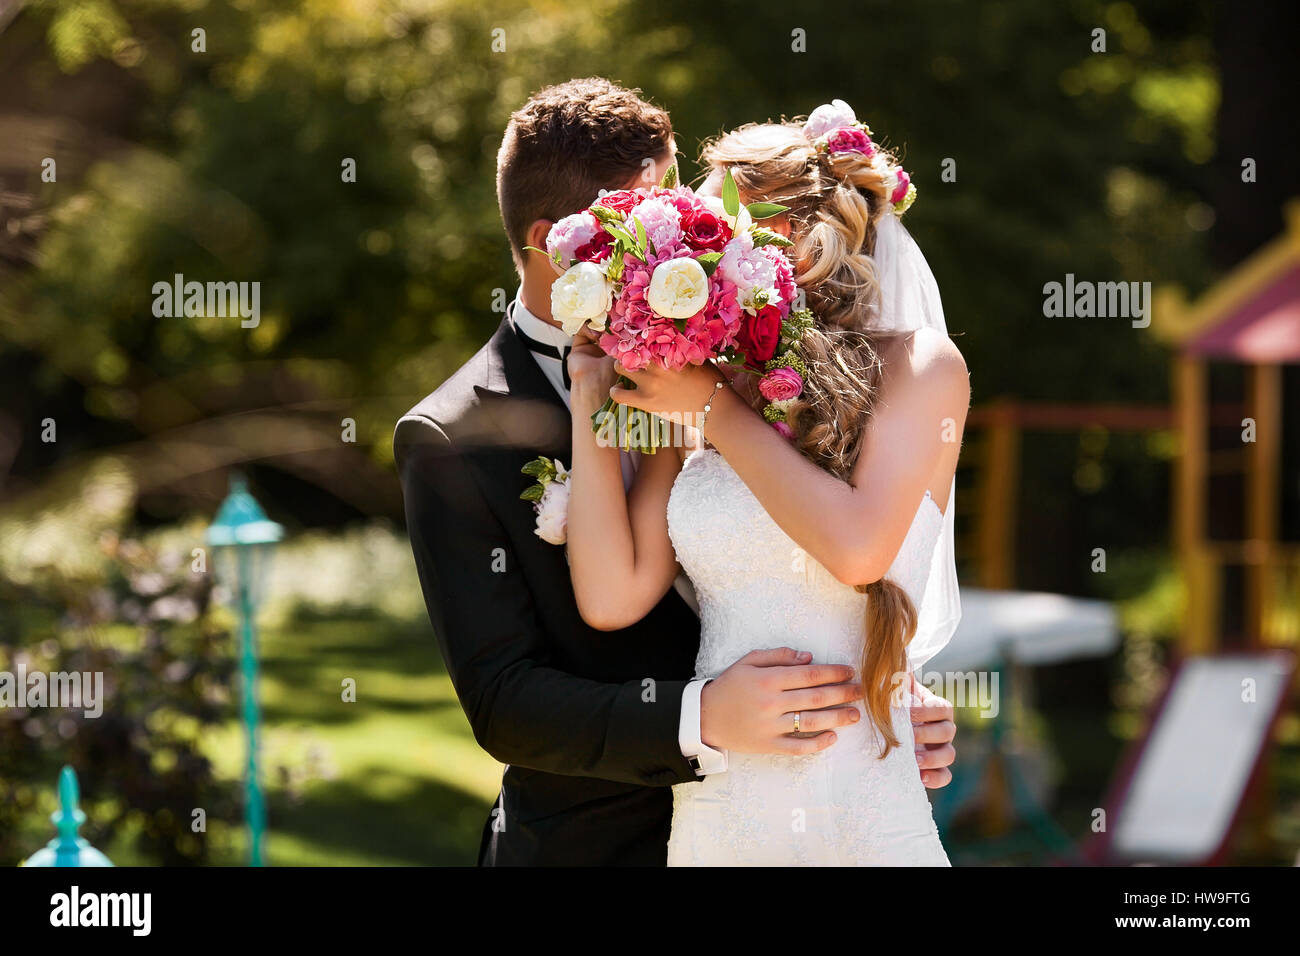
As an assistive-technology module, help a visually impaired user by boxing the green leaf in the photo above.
[659,164,678,189]
[604,224,634,244]
[696,251,723,276]
[520,457,549,478]
[519,484,545,502]
[722,168,740,218]
[750,227,794,248]
[746,202,789,220]
[633,217,647,252]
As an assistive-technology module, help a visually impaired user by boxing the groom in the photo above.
[395,77,957,866]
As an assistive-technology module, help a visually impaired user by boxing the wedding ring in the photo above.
[792,711,801,734]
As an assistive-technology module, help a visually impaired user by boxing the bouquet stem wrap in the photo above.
[591,376,668,454]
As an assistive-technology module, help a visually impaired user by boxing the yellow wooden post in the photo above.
[1173,354,1215,654]
[1245,363,1282,645]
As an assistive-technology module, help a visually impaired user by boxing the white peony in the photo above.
[551,262,612,336]
[646,257,710,319]
[533,476,570,545]
[802,98,857,141]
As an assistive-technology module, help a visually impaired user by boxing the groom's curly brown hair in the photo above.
[497,78,674,267]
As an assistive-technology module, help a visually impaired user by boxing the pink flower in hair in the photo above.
[825,126,874,157]
[771,421,795,440]
[890,167,912,205]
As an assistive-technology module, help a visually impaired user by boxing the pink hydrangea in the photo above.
[682,275,743,351]
[599,249,742,371]
[771,421,795,440]
[545,211,600,266]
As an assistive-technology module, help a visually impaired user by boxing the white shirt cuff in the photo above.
[678,678,728,776]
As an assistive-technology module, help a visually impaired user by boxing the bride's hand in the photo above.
[608,359,726,418]
[567,330,617,413]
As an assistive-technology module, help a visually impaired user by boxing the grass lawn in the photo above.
[100,612,502,866]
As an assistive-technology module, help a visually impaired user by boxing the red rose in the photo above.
[737,305,781,368]
[681,206,731,253]
[573,231,614,263]
[594,189,644,215]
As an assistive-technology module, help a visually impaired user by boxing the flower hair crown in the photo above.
[801,99,916,216]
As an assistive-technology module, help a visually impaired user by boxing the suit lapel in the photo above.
[475,317,573,467]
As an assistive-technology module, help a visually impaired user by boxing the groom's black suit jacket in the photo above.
[394,317,703,865]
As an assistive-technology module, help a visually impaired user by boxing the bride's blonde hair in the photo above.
[701,122,916,755]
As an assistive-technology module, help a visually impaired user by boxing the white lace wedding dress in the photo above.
[665,448,950,866]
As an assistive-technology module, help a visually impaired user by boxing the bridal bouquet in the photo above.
[537,165,801,452]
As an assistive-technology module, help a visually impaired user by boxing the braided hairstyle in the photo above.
[701,122,916,755]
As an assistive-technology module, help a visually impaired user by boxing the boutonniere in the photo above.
[520,456,570,545]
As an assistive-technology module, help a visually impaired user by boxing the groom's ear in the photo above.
[526,219,555,254]
[769,217,792,238]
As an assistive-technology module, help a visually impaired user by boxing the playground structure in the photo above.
[1154,200,1300,653]
[963,199,1300,653]
[943,201,1299,862]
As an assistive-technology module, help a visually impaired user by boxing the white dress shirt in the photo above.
[510,291,727,776]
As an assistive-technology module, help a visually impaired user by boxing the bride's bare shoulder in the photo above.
[881,328,968,400]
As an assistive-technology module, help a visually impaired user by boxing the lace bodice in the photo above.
[663,448,950,866]
[667,448,944,678]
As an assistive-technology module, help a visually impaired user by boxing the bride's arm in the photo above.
[610,328,969,587]
[567,340,684,631]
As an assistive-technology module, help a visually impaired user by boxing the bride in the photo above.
[565,101,969,866]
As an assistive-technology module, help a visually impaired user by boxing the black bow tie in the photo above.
[510,309,572,391]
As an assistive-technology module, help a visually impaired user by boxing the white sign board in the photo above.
[1111,654,1291,862]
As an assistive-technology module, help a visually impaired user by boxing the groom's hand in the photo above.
[908,674,956,789]
[700,648,862,756]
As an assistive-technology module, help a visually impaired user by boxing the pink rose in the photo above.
[890,168,912,205]
[771,421,795,440]
[825,126,874,157]
[595,189,645,215]
[758,366,804,402]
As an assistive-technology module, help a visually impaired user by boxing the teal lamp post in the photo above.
[22,766,113,867]
[206,474,284,867]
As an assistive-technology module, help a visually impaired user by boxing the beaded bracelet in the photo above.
[697,379,727,441]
